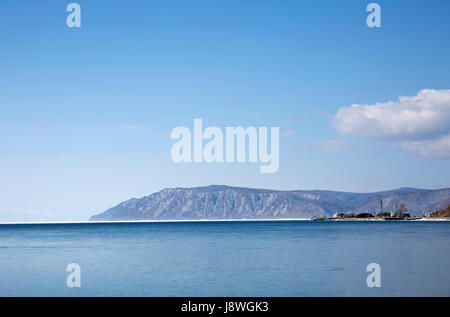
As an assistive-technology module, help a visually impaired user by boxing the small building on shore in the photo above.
[355,212,374,218]
[377,212,391,218]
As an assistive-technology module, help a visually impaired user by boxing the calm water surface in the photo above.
[0,221,449,296]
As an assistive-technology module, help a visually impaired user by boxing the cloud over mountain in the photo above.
[400,134,450,158]
[332,89,450,158]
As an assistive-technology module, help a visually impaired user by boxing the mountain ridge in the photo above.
[90,185,450,221]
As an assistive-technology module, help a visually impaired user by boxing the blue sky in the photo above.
[1,0,450,221]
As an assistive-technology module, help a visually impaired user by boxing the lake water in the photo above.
[0,221,449,296]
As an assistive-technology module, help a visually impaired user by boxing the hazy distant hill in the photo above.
[90,185,450,221]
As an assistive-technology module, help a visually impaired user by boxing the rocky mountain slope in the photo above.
[90,185,450,220]
[431,204,450,218]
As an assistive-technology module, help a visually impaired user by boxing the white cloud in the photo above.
[332,89,450,158]
[400,133,450,158]
[309,140,353,153]
[332,89,450,139]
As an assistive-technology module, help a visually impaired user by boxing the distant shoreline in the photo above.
[0,218,449,225]
[0,218,310,225]
[321,218,450,221]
